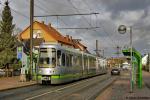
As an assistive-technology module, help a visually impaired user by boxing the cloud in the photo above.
[3,0,150,57]
[100,0,150,12]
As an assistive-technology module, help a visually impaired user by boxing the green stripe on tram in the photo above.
[37,75,42,79]
[51,73,82,79]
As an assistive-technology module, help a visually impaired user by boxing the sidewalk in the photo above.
[143,71,150,88]
[96,71,150,100]
[0,76,36,91]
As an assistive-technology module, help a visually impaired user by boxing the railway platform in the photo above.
[0,76,36,91]
[96,71,150,100]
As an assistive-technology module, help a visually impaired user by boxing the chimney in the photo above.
[70,36,72,41]
[48,23,51,28]
[96,40,98,52]
[66,35,69,41]
[96,40,100,56]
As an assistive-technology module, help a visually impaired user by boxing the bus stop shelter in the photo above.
[122,48,142,89]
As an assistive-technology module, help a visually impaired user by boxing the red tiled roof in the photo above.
[18,21,88,52]
[35,21,73,45]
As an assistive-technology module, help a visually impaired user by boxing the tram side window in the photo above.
[66,54,69,67]
[93,58,96,67]
[76,56,79,66]
[98,60,101,69]
[91,58,94,67]
[74,55,77,66]
[79,55,82,67]
[94,59,96,67]
[89,57,92,67]
[57,50,61,66]
[84,56,88,68]
[52,48,56,67]
[62,53,65,66]
[69,54,73,67]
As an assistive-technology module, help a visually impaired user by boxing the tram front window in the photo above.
[39,48,56,68]
[39,57,50,64]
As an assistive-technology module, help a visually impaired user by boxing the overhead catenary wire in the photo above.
[66,0,114,55]
[2,0,117,53]
[33,0,70,27]
[36,0,99,29]
[70,0,115,47]
[80,0,119,57]
[34,12,99,17]
[57,27,100,30]
[68,0,93,27]
[81,0,118,48]
[67,0,102,32]
[82,0,126,47]
[34,0,100,30]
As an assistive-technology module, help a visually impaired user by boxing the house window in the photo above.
[33,30,43,38]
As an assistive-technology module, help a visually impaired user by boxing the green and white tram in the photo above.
[37,43,107,84]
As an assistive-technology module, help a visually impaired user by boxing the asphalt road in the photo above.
[0,73,117,100]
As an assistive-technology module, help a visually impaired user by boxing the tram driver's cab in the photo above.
[38,46,62,75]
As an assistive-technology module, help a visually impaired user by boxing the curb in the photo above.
[88,77,117,100]
[0,82,37,92]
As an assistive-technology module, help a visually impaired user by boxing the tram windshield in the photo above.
[39,48,56,67]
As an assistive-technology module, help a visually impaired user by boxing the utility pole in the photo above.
[148,53,150,72]
[130,26,133,93]
[116,46,121,68]
[30,0,34,80]
[95,40,105,58]
[96,40,99,56]
[95,40,101,57]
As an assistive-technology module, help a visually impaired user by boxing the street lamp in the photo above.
[118,25,133,92]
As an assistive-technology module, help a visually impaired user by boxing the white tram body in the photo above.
[37,43,107,84]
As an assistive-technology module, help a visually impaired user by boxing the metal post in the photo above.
[96,40,99,56]
[118,25,135,92]
[102,49,104,58]
[130,26,133,92]
[147,52,150,72]
[30,0,34,80]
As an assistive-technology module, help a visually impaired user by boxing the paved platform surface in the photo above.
[96,71,150,100]
[0,76,36,91]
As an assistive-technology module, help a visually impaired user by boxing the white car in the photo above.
[122,65,130,70]
[0,69,5,76]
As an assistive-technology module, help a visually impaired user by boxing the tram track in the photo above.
[56,76,117,100]
[0,74,115,100]
[0,85,54,99]
[25,74,109,100]
[26,74,117,100]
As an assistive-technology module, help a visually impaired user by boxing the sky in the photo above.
[1,0,150,57]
